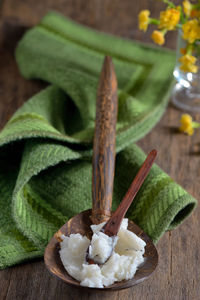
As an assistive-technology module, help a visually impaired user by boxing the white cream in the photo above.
[59,219,146,288]
[88,231,117,264]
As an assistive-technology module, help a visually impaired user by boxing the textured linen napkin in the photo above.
[0,12,197,269]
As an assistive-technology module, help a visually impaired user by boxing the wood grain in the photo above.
[0,1,200,300]
[92,56,118,224]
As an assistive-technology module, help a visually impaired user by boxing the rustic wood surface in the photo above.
[0,0,199,299]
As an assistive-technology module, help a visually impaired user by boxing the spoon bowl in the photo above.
[44,209,158,290]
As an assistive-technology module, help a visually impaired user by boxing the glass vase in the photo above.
[172,30,200,113]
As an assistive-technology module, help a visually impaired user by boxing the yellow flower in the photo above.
[138,10,150,32]
[159,8,180,31]
[151,30,165,45]
[183,0,192,17]
[182,19,200,43]
[179,54,198,73]
[179,114,194,135]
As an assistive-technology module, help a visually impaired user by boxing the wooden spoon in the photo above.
[86,149,157,264]
[44,56,158,290]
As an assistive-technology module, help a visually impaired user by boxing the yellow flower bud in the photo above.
[180,114,192,125]
[151,30,165,45]
[182,19,200,44]
[138,10,150,32]
[179,114,194,135]
[159,8,180,31]
[179,54,198,73]
[183,0,192,17]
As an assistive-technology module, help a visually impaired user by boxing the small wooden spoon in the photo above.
[44,56,158,290]
[86,149,157,264]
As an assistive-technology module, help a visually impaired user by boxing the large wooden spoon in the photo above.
[44,56,158,290]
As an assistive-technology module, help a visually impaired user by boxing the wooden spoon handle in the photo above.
[91,56,118,224]
[103,149,157,236]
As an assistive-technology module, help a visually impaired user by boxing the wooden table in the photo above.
[0,1,199,299]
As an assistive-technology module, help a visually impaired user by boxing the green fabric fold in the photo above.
[0,12,197,269]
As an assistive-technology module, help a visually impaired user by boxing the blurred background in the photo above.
[0,0,180,48]
[0,0,181,126]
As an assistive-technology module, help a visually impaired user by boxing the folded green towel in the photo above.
[0,12,197,269]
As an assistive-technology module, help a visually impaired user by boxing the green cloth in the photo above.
[0,12,197,269]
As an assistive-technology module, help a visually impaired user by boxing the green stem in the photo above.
[180,8,187,24]
[163,0,176,8]
[192,122,200,129]
[186,44,194,55]
[162,29,167,36]
[149,18,160,25]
